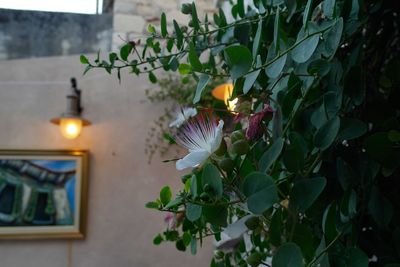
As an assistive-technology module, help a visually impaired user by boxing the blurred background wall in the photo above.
[0,0,218,266]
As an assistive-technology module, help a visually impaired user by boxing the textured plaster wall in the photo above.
[0,55,212,267]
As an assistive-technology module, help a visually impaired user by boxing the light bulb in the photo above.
[59,118,83,139]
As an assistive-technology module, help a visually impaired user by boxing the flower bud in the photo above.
[247,252,263,267]
[219,158,234,173]
[232,140,249,155]
[231,130,245,143]
[213,250,225,260]
[245,216,260,230]
[214,138,227,156]
[200,192,210,201]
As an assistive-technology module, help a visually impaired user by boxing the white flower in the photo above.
[175,114,224,170]
[169,107,197,128]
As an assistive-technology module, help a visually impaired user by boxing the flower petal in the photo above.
[176,150,210,170]
[210,120,224,153]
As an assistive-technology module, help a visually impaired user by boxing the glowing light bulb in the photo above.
[227,98,238,112]
[59,118,83,139]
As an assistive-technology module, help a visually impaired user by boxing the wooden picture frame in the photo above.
[0,150,89,239]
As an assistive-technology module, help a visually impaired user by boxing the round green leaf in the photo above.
[186,203,202,222]
[291,23,320,63]
[193,74,210,104]
[201,163,223,197]
[160,186,172,206]
[272,242,303,267]
[291,177,327,212]
[224,45,253,79]
[337,118,367,141]
[242,172,278,214]
[266,40,288,78]
[259,138,284,172]
[314,116,340,150]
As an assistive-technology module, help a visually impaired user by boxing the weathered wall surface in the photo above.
[0,55,212,267]
[0,10,113,60]
[112,0,217,50]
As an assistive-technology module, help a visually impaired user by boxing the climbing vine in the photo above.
[82,0,400,266]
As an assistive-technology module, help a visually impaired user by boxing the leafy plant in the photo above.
[82,0,400,266]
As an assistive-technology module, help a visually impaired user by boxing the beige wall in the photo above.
[0,55,212,267]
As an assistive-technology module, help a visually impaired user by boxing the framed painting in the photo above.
[0,150,89,239]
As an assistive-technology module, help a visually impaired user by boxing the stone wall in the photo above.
[112,0,218,50]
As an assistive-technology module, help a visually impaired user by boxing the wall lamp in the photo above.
[211,83,238,112]
[50,78,91,139]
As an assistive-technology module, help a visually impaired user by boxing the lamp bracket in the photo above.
[70,77,83,114]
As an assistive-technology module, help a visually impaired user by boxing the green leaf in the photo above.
[190,174,201,198]
[83,65,92,75]
[252,20,263,59]
[237,0,245,17]
[242,172,278,214]
[243,56,262,94]
[145,201,159,209]
[161,12,168,37]
[291,177,327,212]
[303,0,313,27]
[323,0,336,18]
[314,116,340,150]
[322,203,338,242]
[308,59,331,77]
[120,43,133,61]
[153,234,163,245]
[323,18,343,58]
[203,206,228,227]
[273,7,280,52]
[201,163,223,197]
[149,71,157,83]
[164,197,183,209]
[147,24,156,34]
[189,42,202,71]
[272,242,303,267]
[191,2,200,30]
[348,248,369,267]
[266,39,287,78]
[282,132,307,172]
[314,238,330,267]
[270,208,283,246]
[160,186,172,206]
[259,138,284,172]
[284,0,297,22]
[186,203,202,222]
[178,63,192,75]
[173,20,183,49]
[323,91,342,119]
[291,23,320,63]
[193,74,210,104]
[337,118,367,141]
[224,45,253,79]
[80,55,89,64]
[368,186,393,228]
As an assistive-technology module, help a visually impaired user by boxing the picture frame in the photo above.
[0,150,89,239]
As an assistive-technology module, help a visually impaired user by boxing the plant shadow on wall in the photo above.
[81,0,400,266]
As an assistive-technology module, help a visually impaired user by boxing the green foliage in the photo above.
[84,0,400,266]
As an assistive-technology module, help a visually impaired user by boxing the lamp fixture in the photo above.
[211,83,238,112]
[50,78,91,139]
